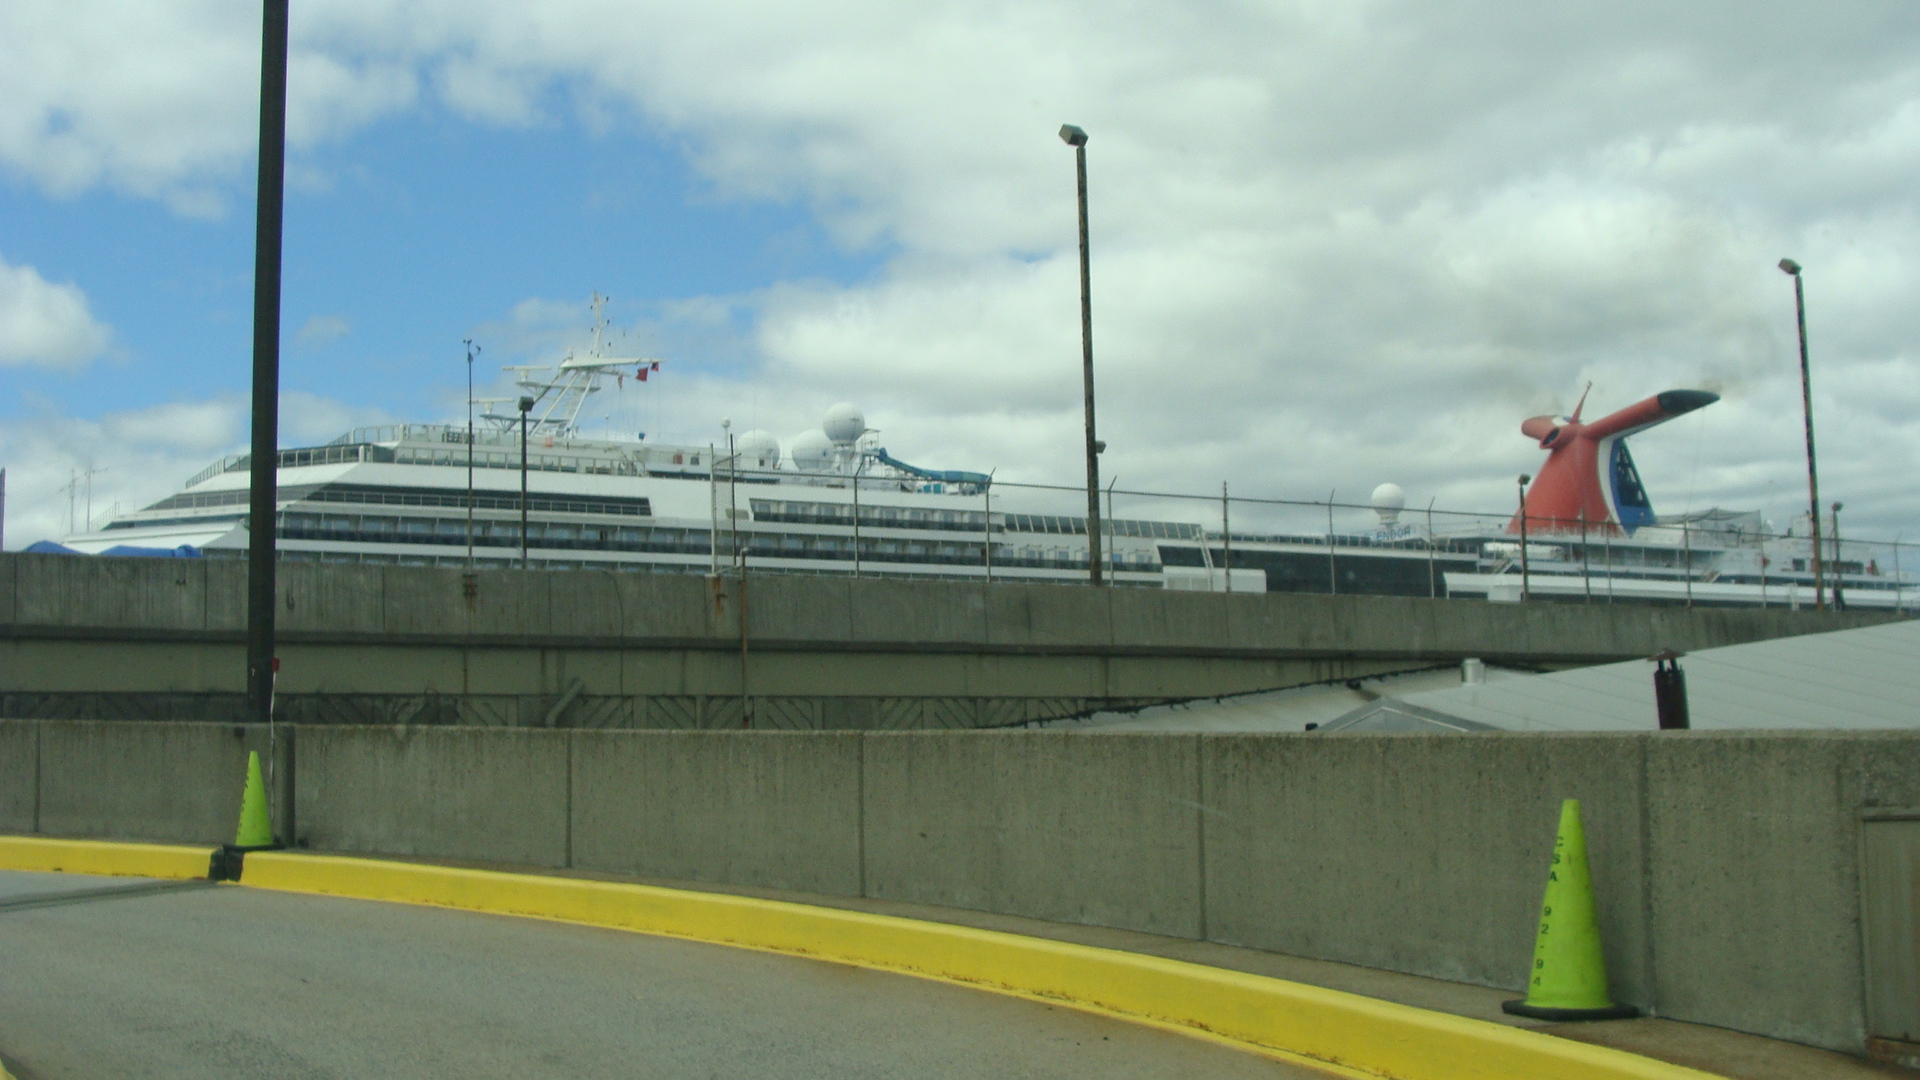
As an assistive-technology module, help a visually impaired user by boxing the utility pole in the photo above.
[246,0,290,732]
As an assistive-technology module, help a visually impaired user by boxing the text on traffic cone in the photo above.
[1502,798,1637,1019]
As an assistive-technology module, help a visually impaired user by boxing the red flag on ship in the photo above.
[636,367,648,382]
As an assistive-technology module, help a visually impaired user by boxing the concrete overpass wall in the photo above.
[0,552,1888,726]
[3,719,1909,1054]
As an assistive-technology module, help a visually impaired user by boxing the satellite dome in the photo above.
[735,430,782,470]
[1371,482,1407,526]
[823,403,867,445]
[789,429,834,473]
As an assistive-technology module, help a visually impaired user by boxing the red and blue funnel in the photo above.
[1510,389,1718,535]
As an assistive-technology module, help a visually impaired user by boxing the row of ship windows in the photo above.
[303,486,651,517]
[389,446,642,475]
[750,500,988,533]
[148,484,651,518]
[207,443,667,481]
[275,512,1165,569]
[747,500,1206,540]
[1001,514,1205,540]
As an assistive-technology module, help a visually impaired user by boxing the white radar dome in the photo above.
[735,430,782,470]
[1371,482,1407,526]
[789,429,834,473]
[823,403,867,445]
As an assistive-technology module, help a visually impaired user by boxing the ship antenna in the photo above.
[1571,381,1592,422]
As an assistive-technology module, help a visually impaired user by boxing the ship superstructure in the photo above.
[55,313,1913,610]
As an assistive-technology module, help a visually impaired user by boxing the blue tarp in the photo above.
[22,540,202,558]
[102,544,204,558]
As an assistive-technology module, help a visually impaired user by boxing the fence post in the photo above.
[1222,482,1231,594]
[1326,489,1337,595]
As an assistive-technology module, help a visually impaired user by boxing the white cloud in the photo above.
[296,313,352,346]
[0,392,392,548]
[0,254,110,368]
[5,2,1920,538]
[0,0,416,207]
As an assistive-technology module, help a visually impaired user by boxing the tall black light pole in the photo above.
[1779,258,1824,610]
[518,395,533,569]
[246,0,290,729]
[1059,123,1104,585]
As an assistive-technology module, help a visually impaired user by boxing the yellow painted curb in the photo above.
[243,852,1724,1080]
[0,835,212,880]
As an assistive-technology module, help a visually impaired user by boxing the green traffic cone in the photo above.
[1501,799,1638,1020]
[233,750,275,848]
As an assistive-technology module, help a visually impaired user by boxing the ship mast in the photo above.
[482,294,663,436]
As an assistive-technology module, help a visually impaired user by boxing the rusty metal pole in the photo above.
[1781,258,1824,609]
[1060,124,1103,585]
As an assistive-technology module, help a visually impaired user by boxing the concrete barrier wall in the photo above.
[1642,735,1907,1051]
[1202,734,1653,1002]
[862,733,1204,938]
[30,720,276,845]
[570,731,862,895]
[0,721,34,832]
[295,727,570,868]
[8,720,1913,1054]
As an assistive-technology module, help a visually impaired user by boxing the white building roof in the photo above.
[1324,617,1920,733]
[1050,664,1529,733]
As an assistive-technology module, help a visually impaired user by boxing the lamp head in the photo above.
[518,396,534,413]
[1779,257,1802,275]
[1058,124,1088,147]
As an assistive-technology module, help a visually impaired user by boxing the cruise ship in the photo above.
[51,307,1915,611]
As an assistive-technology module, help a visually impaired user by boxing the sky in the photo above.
[3,1,1919,547]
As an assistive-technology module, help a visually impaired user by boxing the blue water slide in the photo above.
[873,448,992,488]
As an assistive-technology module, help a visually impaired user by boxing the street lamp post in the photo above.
[1779,258,1825,610]
[1831,500,1845,610]
[245,0,290,734]
[465,340,477,571]
[1518,474,1532,601]
[518,395,533,570]
[1059,123,1104,585]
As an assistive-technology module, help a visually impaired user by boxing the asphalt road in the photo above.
[0,871,1327,1079]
